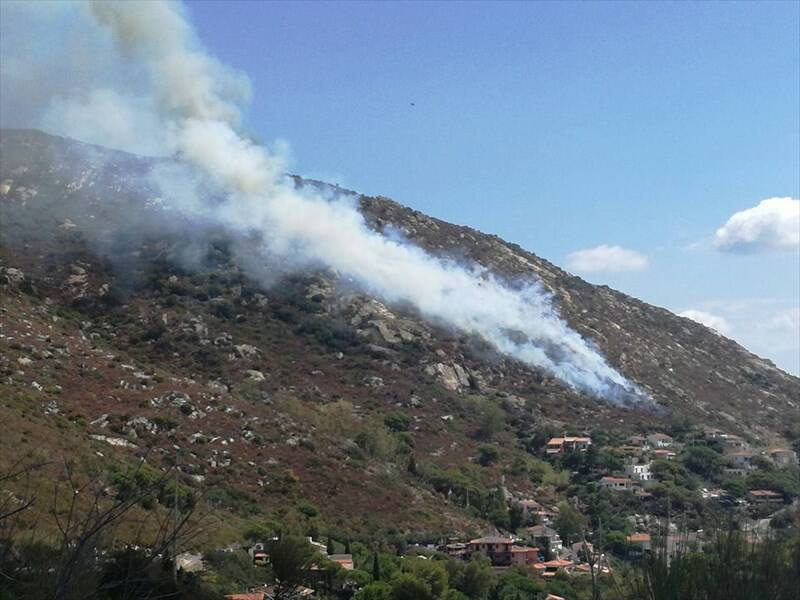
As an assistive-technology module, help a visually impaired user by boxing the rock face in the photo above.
[0,128,798,534]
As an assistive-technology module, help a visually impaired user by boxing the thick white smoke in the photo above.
[60,1,650,403]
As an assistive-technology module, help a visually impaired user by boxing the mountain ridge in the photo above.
[1,128,798,539]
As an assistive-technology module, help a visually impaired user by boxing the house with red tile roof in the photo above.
[533,558,574,577]
[546,436,592,455]
[768,448,798,467]
[748,489,783,505]
[468,536,514,566]
[510,545,541,567]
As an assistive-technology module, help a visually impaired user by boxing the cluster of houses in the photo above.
[702,428,798,477]
[439,533,613,579]
[544,429,796,506]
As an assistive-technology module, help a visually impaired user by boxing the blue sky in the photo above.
[184,0,800,373]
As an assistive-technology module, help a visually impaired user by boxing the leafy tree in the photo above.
[268,536,318,600]
[476,402,505,441]
[628,530,800,600]
[372,553,381,582]
[508,502,525,532]
[454,555,495,599]
[384,412,411,432]
[478,445,500,466]
[354,582,392,600]
[407,558,448,598]
[389,572,434,600]
[296,500,320,518]
[682,446,723,480]
[493,568,543,599]
[721,479,746,498]
[554,501,587,545]
[605,530,631,558]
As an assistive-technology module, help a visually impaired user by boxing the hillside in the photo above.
[1,128,798,542]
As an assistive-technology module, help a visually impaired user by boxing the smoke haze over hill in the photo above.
[0,0,648,403]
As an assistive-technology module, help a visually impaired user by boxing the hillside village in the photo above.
[179,427,798,599]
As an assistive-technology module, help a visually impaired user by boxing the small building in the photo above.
[518,499,556,524]
[647,433,673,449]
[728,451,755,470]
[652,449,677,461]
[533,559,574,578]
[569,541,593,562]
[703,427,725,441]
[599,476,635,492]
[748,490,783,505]
[440,541,468,560]
[468,536,514,566]
[768,448,798,468]
[546,436,592,455]
[723,467,748,479]
[329,554,354,570]
[510,545,541,567]
[628,435,650,449]
[526,525,563,555]
[627,533,652,556]
[624,461,653,482]
[719,434,748,451]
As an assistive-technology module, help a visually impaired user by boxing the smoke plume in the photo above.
[3,0,649,404]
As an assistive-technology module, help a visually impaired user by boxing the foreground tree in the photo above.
[268,535,318,600]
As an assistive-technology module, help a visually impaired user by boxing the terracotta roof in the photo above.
[546,595,566,600]
[627,533,651,543]
[518,499,542,508]
[648,433,672,440]
[469,536,513,544]
[543,559,574,567]
[527,525,558,537]
[600,476,632,483]
[511,545,539,553]
[225,594,265,600]
[749,489,782,497]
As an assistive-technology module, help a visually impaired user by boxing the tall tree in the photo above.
[372,552,381,582]
[268,536,318,600]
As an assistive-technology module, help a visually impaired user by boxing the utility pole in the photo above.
[173,446,179,585]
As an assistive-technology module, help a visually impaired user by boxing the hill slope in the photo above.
[1,129,798,540]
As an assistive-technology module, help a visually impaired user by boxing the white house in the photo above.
[624,461,653,482]
[647,433,673,449]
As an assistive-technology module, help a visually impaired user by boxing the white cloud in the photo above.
[566,245,649,274]
[714,197,800,253]
[678,310,731,336]
[681,299,800,375]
